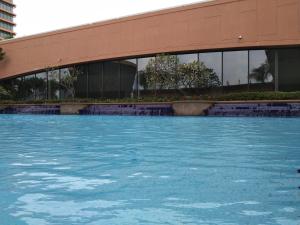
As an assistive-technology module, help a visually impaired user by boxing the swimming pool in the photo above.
[0,115,299,225]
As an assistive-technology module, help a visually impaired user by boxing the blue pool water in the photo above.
[0,115,299,225]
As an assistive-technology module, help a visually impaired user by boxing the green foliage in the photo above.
[141,55,178,90]
[140,54,221,92]
[0,85,12,100]
[60,67,81,98]
[1,91,300,104]
[203,91,300,101]
[179,61,221,89]
[249,60,273,83]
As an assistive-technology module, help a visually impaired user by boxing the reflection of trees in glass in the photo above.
[0,85,11,99]
[47,69,60,99]
[23,76,36,100]
[249,60,273,83]
[140,54,221,92]
[141,55,179,90]
[60,67,81,99]
[0,80,15,100]
[179,61,221,89]
[35,73,47,100]
[249,50,275,84]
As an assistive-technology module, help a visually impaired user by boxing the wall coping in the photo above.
[1,99,300,106]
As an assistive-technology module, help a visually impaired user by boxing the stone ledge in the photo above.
[172,102,212,116]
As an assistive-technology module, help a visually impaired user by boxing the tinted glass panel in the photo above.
[155,55,178,91]
[103,61,120,98]
[35,72,47,100]
[14,77,24,100]
[48,70,60,99]
[75,65,88,98]
[88,62,102,98]
[60,67,79,99]
[0,79,15,100]
[278,48,300,91]
[223,51,248,88]
[199,52,222,87]
[120,59,137,98]
[138,57,155,96]
[23,75,36,100]
[249,50,275,91]
[178,54,198,64]
[177,54,198,90]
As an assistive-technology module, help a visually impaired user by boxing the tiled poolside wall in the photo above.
[206,102,300,117]
[1,101,300,117]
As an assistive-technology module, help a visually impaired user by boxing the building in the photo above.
[0,0,300,100]
[0,0,15,39]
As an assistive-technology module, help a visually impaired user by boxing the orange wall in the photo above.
[1,0,300,79]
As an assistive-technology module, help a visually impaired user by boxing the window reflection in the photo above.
[177,54,198,90]
[88,63,102,98]
[249,50,274,84]
[2,47,300,100]
[223,51,248,87]
[199,52,222,85]
[103,61,120,98]
[0,79,14,100]
[138,55,178,96]
[60,67,80,99]
[178,54,198,64]
[35,72,47,100]
[278,48,300,91]
[23,75,36,100]
[120,59,137,98]
[249,50,275,91]
[75,65,88,98]
[14,77,23,100]
[48,70,60,99]
[138,57,155,96]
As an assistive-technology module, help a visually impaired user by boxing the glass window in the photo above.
[35,72,47,100]
[48,69,60,100]
[23,74,36,100]
[223,51,248,87]
[249,50,275,91]
[278,48,300,91]
[0,79,14,100]
[155,55,178,91]
[178,54,198,64]
[103,61,120,98]
[138,57,155,95]
[177,54,198,90]
[88,62,102,98]
[138,55,178,95]
[120,59,137,98]
[199,52,222,87]
[75,65,88,98]
[13,77,24,100]
[60,67,80,99]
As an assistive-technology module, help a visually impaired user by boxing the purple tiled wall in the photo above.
[206,103,300,117]
[79,104,174,116]
[0,105,60,115]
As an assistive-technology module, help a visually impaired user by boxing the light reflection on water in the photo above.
[0,115,299,225]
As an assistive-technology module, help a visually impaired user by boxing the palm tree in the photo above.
[249,60,273,83]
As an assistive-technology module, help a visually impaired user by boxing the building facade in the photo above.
[0,0,15,39]
[0,0,299,100]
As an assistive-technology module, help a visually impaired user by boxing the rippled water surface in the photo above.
[0,115,299,225]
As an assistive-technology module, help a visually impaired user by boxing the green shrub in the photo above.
[0,91,299,104]
[203,91,300,101]
[0,86,12,100]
